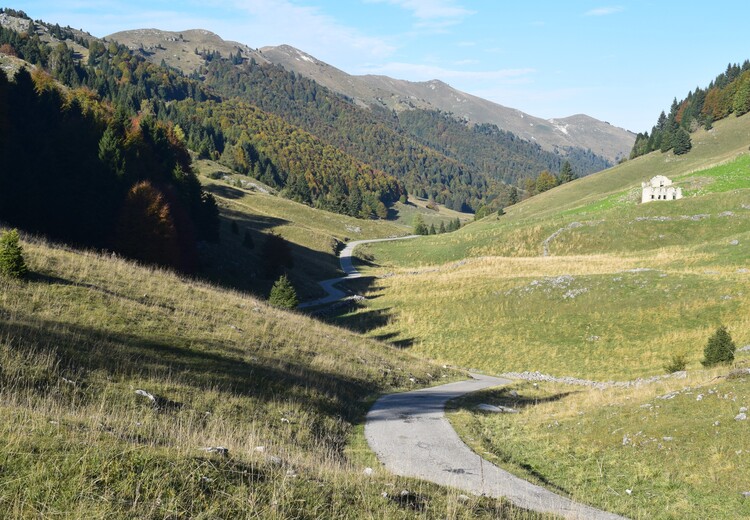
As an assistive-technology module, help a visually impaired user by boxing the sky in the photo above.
[16,1,750,132]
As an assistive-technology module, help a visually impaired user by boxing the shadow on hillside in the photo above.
[30,272,180,313]
[371,332,414,349]
[219,206,290,231]
[310,275,415,349]
[204,184,251,200]
[455,387,577,412]
[1,314,379,422]
[334,305,393,333]
[197,208,340,300]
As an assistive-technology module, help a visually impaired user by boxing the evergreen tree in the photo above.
[438,221,446,234]
[268,274,298,309]
[557,161,576,184]
[701,325,736,367]
[413,214,428,235]
[0,229,28,279]
[98,124,125,177]
[428,223,436,235]
[672,128,692,155]
[508,186,519,205]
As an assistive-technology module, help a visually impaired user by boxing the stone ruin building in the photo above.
[641,175,683,203]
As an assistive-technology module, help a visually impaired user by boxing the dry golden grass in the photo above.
[448,365,750,519]
[0,232,545,519]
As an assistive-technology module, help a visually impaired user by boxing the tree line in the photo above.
[0,67,219,271]
[631,60,750,159]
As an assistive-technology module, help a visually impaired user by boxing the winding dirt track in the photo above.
[365,374,628,519]
[299,237,627,518]
[297,235,417,308]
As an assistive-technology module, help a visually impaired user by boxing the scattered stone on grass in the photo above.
[205,446,229,457]
[476,403,518,414]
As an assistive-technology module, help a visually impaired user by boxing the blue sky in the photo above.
[17,1,750,131]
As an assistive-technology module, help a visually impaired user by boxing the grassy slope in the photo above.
[388,196,473,230]
[328,112,750,519]
[341,113,750,380]
[0,233,546,519]
[194,159,409,300]
[363,113,750,265]
[448,368,750,520]
[193,160,472,300]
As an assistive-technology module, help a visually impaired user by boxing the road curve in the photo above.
[298,235,418,308]
[365,373,628,520]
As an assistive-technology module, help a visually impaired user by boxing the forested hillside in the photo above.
[0,11,405,217]
[0,8,614,221]
[0,65,219,272]
[199,58,494,211]
[397,110,610,186]
[631,60,750,158]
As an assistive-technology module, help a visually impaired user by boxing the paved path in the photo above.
[298,235,417,308]
[365,373,628,520]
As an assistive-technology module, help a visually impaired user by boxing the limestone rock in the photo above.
[476,403,518,413]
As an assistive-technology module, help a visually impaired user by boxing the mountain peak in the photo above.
[107,28,267,73]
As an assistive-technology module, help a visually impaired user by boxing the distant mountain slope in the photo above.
[259,44,635,163]
[107,28,268,73]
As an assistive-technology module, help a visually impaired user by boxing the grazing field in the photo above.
[193,160,471,300]
[340,112,750,381]
[361,112,750,267]
[194,160,409,299]
[0,232,545,519]
[339,248,750,380]
[448,367,750,520]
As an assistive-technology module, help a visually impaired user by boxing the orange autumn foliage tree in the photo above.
[116,181,180,268]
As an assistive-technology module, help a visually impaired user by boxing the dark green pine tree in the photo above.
[428,223,436,235]
[672,128,692,155]
[438,221,446,234]
[268,274,298,309]
[0,229,28,279]
[508,186,519,205]
[98,124,125,177]
[557,161,576,184]
[701,325,736,367]
[413,214,428,235]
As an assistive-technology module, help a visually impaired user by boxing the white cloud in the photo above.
[584,6,624,16]
[366,0,473,20]
[218,0,396,59]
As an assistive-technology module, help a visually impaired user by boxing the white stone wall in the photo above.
[641,180,682,203]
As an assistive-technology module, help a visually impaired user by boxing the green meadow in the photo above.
[337,112,750,380]
[448,368,750,519]
[0,232,548,519]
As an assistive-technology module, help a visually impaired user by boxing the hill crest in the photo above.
[259,44,635,163]
[104,28,634,163]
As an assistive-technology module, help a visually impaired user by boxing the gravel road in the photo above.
[298,235,417,308]
[365,373,628,519]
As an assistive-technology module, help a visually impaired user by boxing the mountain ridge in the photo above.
[258,43,635,163]
[104,28,634,163]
